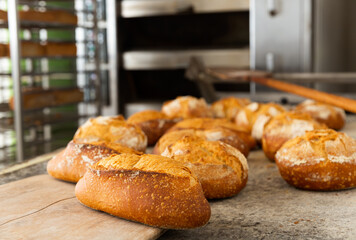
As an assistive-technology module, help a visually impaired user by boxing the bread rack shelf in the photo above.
[0,0,118,166]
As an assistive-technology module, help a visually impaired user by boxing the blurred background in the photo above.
[0,0,355,165]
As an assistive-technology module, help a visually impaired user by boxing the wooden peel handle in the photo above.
[251,77,356,114]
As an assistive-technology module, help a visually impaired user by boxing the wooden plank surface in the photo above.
[0,175,164,240]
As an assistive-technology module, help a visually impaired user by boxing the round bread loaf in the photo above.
[295,99,346,130]
[211,97,251,121]
[275,129,356,190]
[161,96,213,119]
[235,102,286,142]
[262,112,327,161]
[75,153,211,229]
[153,128,250,157]
[47,140,142,183]
[73,116,147,152]
[161,136,248,199]
[167,117,256,149]
[127,110,177,145]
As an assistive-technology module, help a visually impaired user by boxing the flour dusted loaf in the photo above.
[127,110,177,145]
[47,141,142,183]
[295,99,346,130]
[235,102,285,142]
[275,129,356,191]
[262,112,327,161]
[162,96,213,119]
[74,116,147,152]
[212,97,251,121]
[75,153,211,229]
[154,128,250,157]
[167,118,256,149]
[161,136,248,199]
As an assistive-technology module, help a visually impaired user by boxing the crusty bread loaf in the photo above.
[167,118,256,149]
[295,99,346,130]
[153,128,250,157]
[0,10,77,25]
[161,96,213,119]
[74,116,148,152]
[235,102,286,142]
[75,153,211,229]
[275,129,356,190]
[212,97,251,121]
[47,140,142,183]
[161,136,248,199]
[44,42,77,57]
[127,110,177,145]
[8,88,83,110]
[262,112,327,161]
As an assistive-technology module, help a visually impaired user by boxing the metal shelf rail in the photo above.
[0,0,118,165]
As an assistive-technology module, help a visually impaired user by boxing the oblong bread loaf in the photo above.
[161,136,249,199]
[47,140,142,183]
[75,153,211,229]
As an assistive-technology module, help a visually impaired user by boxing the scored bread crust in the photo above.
[75,154,211,229]
[47,140,142,183]
[262,112,327,161]
[275,129,356,190]
[127,110,177,145]
[211,97,251,121]
[161,136,249,199]
[73,116,147,152]
[167,118,256,150]
[161,96,213,119]
[295,100,346,130]
[153,128,250,157]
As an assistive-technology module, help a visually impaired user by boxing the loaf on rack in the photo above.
[161,136,248,199]
[154,128,250,157]
[8,87,84,111]
[161,96,213,119]
[47,140,142,183]
[74,116,148,152]
[0,10,77,25]
[295,99,346,130]
[127,110,177,145]
[167,118,256,149]
[235,102,286,142]
[0,42,77,57]
[262,112,327,161]
[75,153,211,229]
[212,97,251,121]
[45,42,77,57]
[275,129,356,190]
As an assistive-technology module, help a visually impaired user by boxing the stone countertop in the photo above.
[1,121,356,239]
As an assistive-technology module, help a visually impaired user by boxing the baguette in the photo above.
[47,140,142,183]
[161,136,248,199]
[74,116,147,152]
[75,153,211,229]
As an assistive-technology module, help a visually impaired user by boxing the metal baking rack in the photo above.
[0,0,118,166]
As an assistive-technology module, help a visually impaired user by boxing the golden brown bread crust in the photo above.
[0,10,77,25]
[127,110,177,145]
[211,97,251,121]
[262,112,327,161]
[74,116,147,152]
[161,136,248,199]
[75,153,211,229]
[295,100,346,130]
[161,96,213,119]
[45,42,77,57]
[9,88,83,110]
[234,102,285,140]
[153,128,250,157]
[47,141,142,183]
[167,118,256,150]
[275,129,356,190]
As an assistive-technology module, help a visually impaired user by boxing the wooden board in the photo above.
[0,175,164,240]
